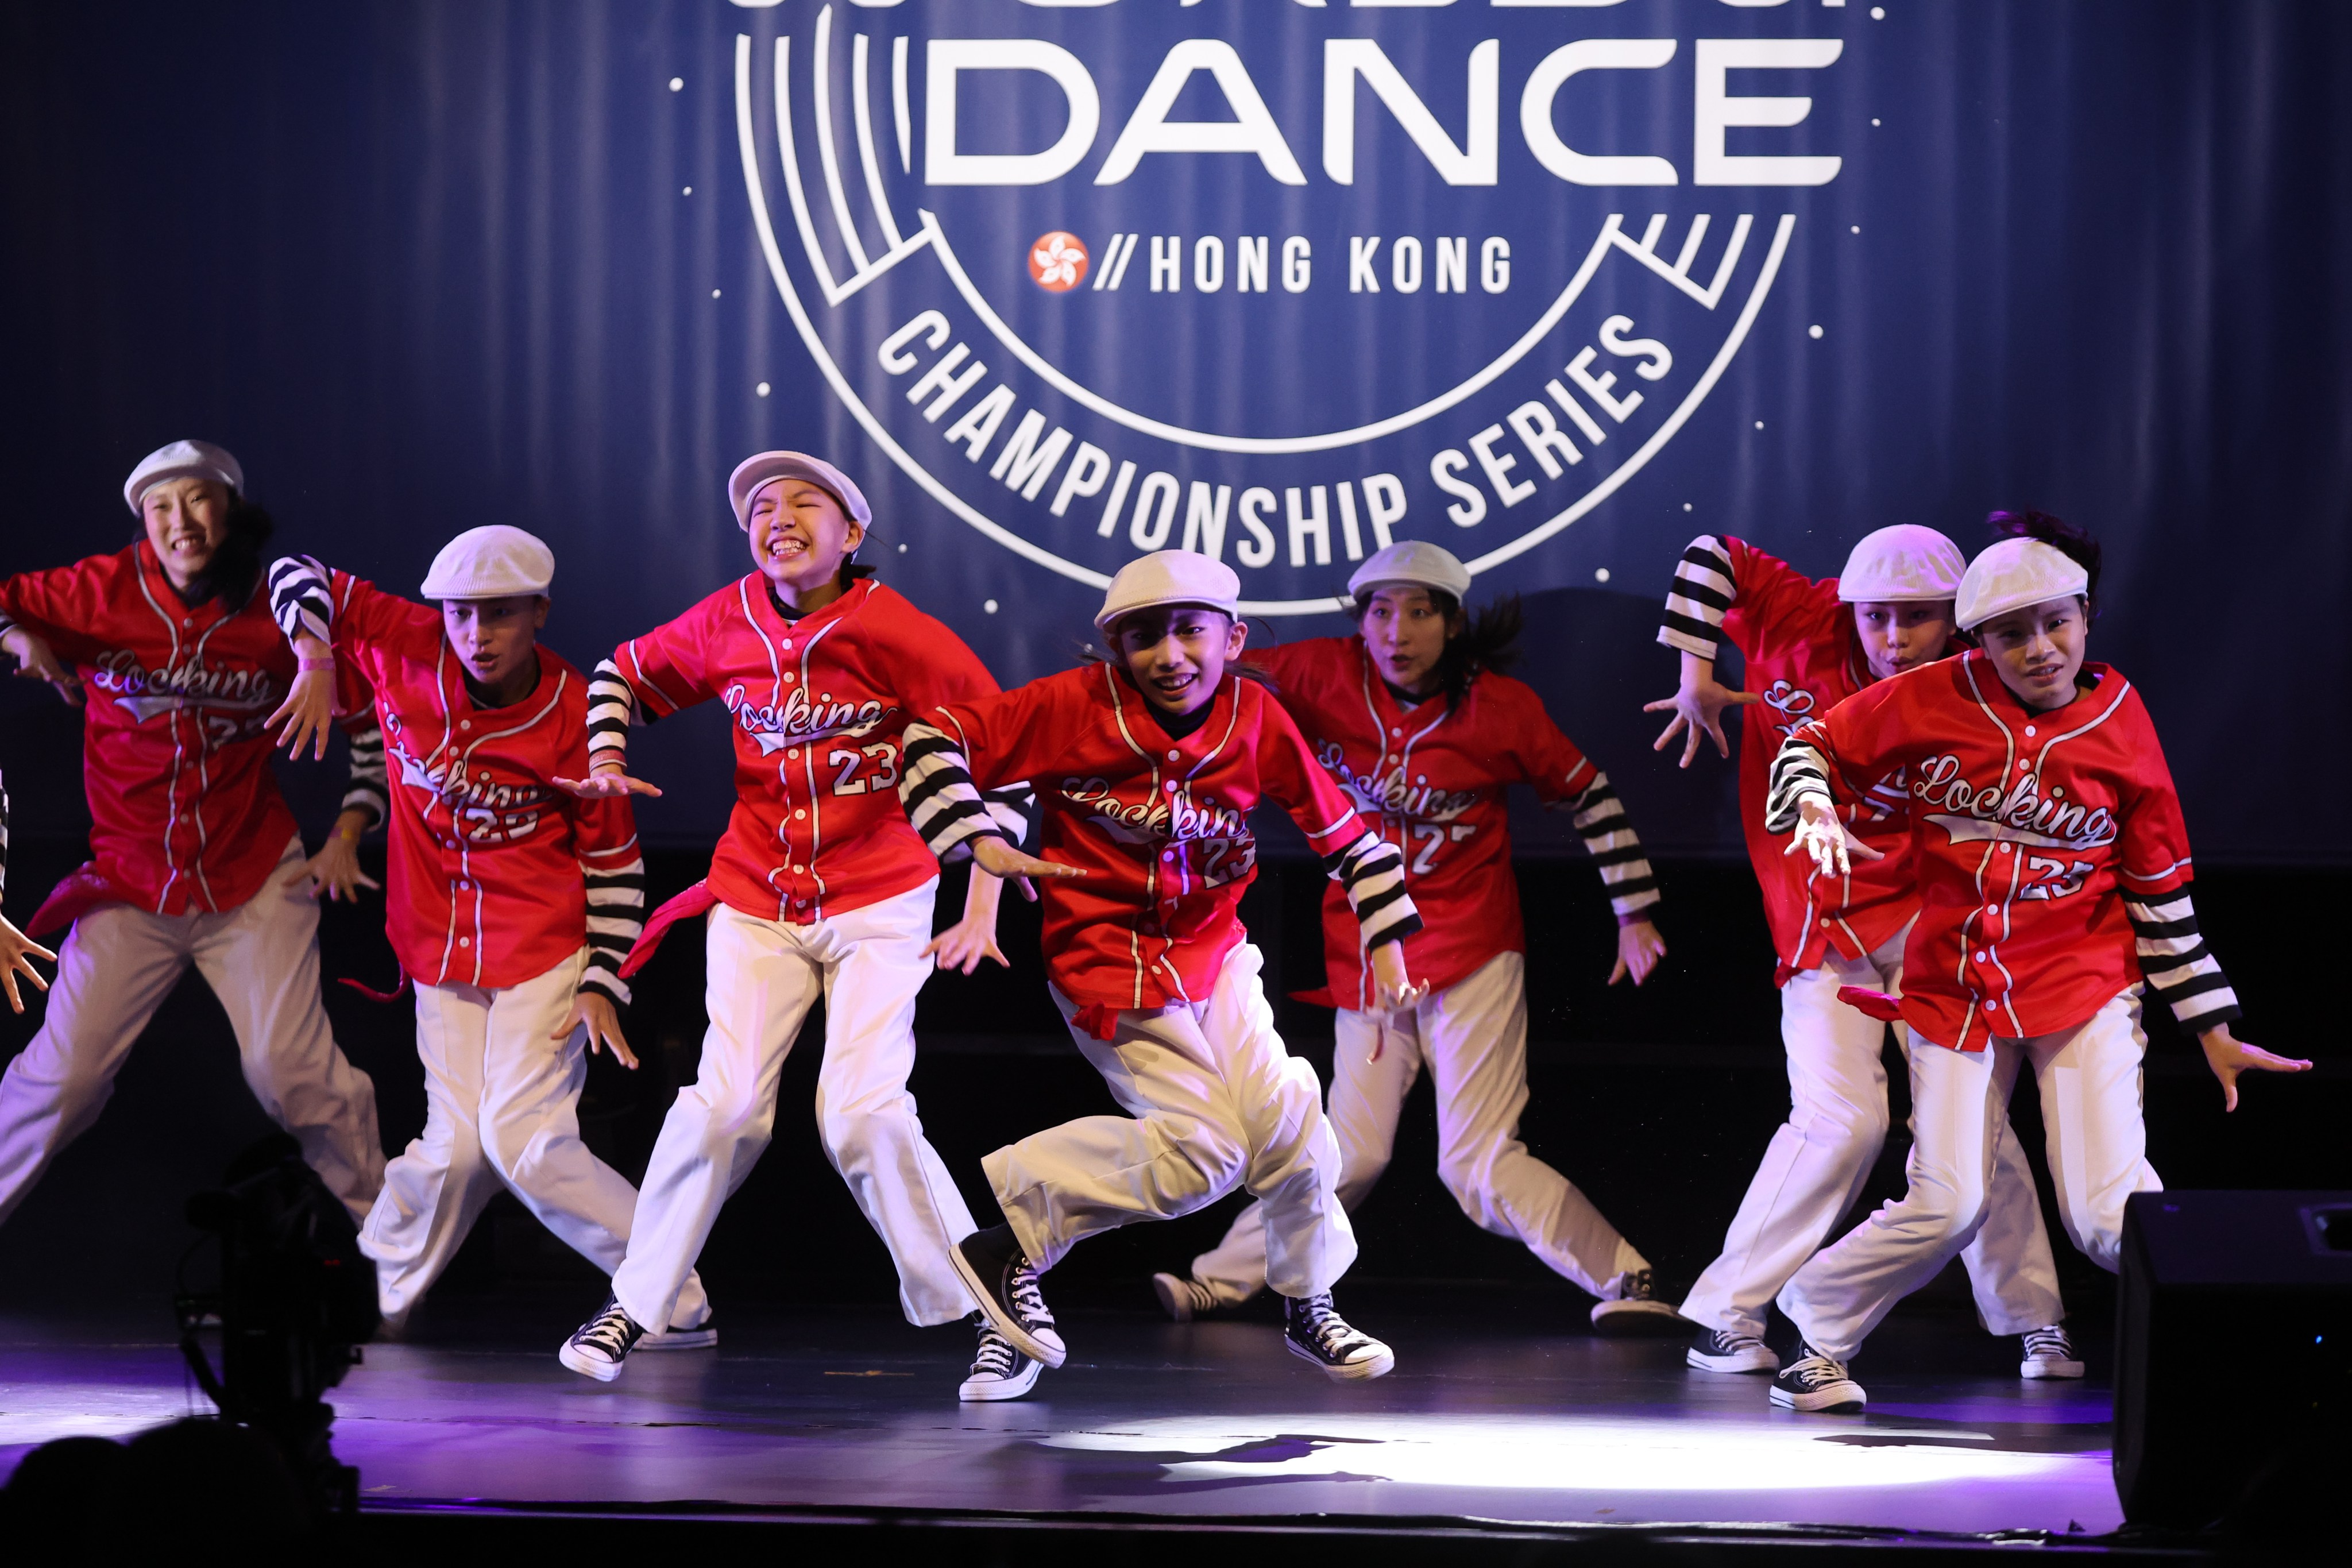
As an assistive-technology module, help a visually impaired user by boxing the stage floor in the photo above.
[0,1285,2123,1540]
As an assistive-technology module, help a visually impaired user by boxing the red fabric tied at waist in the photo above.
[338,966,412,1005]
[621,880,721,979]
[1836,986,1906,1023]
[28,864,125,939]
[1071,1002,1122,1042]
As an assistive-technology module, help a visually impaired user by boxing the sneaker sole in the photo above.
[1151,1273,1198,1323]
[1287,1337,1395,1381]
[558,1342,626,1382]
[1591,1299,1691,1338]
[949,1243,1067,1370]
[1687,1347,1780,1374]
[959,1361,1044,1403]
[1770,1384,1866,1413]
[639,1327,719,1351]
[2020,1360,2084,1380]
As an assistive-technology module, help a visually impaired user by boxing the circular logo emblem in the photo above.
[732,9,1847,612]
[1029,231,1089,292]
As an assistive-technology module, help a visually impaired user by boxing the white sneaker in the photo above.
[1152,1272,1219,1323]
[1283,1292,1395,1381]
[1590,1269,1689,1337]
[639,1318,718,1351]
[2019,1324,2084,1380]
[1687,1327,1779,1374]
[959,1317,1042,1402]
[1770,1341,1866,1412]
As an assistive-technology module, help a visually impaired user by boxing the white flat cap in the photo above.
[1956,538,2089,631]
[728,451,872,530]
[1095,550,1240,631]
[420,526,556,600]
[1836,525,1966,604]
[125,440,244,514]
[1347,539,1472,603]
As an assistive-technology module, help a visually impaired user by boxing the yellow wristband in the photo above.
[337,822,365,845]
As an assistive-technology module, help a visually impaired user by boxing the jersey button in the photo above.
[794,808,806,820]
[1986,1000,1997,1013]
[787,747,800,759]
[1976,950,1987,961]
[792,863,806,874]
[1162,851,1175,862]
[458,936,472,948]
[1164,781,1178,794]
[459,720,472,732]
[1166,749,1180,761]
[783,672,796,683]
[2024,725,2037,737]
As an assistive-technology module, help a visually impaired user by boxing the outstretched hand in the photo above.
[970,836,1088,887]
[1608,918,1667,987]
[2198,1024,2309,1113]
[559,990,639,1070]
[1644,673,1760,768]
[302,825,383,903]
[3,625,81,708]
[925,914,1009,975]
[268,636,338,760]
[0,915,55,1014]
[1786,797,1883,878]
[553,765,663,800]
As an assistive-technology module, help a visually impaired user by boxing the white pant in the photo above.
[612,883,975,1332]
[0,836,383,1225]
[1681,929,2064,1341]
[1189,952,1643,1304]
[358,951,708,1327]
[1782,987,2160,1361]
[987,943,1356,1299]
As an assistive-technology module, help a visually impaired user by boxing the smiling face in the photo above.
[744,478,864,605]
[441,595,547,702]
[140,477,231,591]
[1975,596,2088,712]
[1359,585,1462,697]
[1109,604,1246,718]
[1852,600,1957,682]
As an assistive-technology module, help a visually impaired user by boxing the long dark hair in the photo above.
[1354,589,1523,704]
[150,491,275,611]
[1987,509,2100,620]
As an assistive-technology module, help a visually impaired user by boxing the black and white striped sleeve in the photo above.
[898,720,1011,862]
[586,658,638,768]
[982,783,1034,847]
[1657,535,1736,660]
[267,555,334,645]
[578,845,647,1007]
[1765,732,1837,833]
[2126,889,2241,1033]
[341,723,388,831]
[1324,832,1422,951]
[1559,771,1660,920]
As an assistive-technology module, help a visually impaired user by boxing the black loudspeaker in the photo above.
[2115,1190,2352,1532]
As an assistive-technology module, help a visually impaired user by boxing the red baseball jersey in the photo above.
[1767,651,2240,1051]
[272,561,644,1001]
[0,543,380,916]
[1246,636,1659,1010]
[1659,534,1920,978]
[588,576,1001,925]
[900,663,1420,1019]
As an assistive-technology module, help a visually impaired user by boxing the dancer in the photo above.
[1161,540,1681,1334]
[552,453,1024,1393]
[0,441,384,1227]
[1766,515,2308,1412]
[265,527,715,1340]
[0,773,59,1013]
[897,550,1423,1396]
[1650,525,2074,1380]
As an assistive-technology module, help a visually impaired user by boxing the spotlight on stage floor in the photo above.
[176,1133,380,1517]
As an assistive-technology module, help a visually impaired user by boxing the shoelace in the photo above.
[1291,1294,1365,1356]
[1788,1351,1849,1388]
[971,1326,1021,1378]
[1708,1330,1767,1355]
[1622,1269,1655,1303]
[577,1302,637,1357]
[2022,1326,2075,1359]
[1008,1261,1054,1328]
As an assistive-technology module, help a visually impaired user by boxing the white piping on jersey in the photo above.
[186,611,234,911]
[453,669,569,986]
[623,639,692,716]
[134,554,190,913]
[2120,854,2192,885]
[795,612,851,918]
[1100,664,1161,1007]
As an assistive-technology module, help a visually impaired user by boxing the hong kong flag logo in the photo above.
[1029,231,1088,292]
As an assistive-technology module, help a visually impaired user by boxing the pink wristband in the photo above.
[298,654,335,672]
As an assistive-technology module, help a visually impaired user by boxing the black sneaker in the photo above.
[1283,1292,1395,1381]
[1590,1268,1689,1337]
[2019,1324,2084,1380]
[1770,1341,1866,1412]
[958,1315,1042,1403]
[948,1225,1067,1369]
[1687,1326,1779,1374]
[558,1293,646,1382]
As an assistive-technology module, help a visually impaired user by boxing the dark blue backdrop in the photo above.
[2,1,2345,864]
